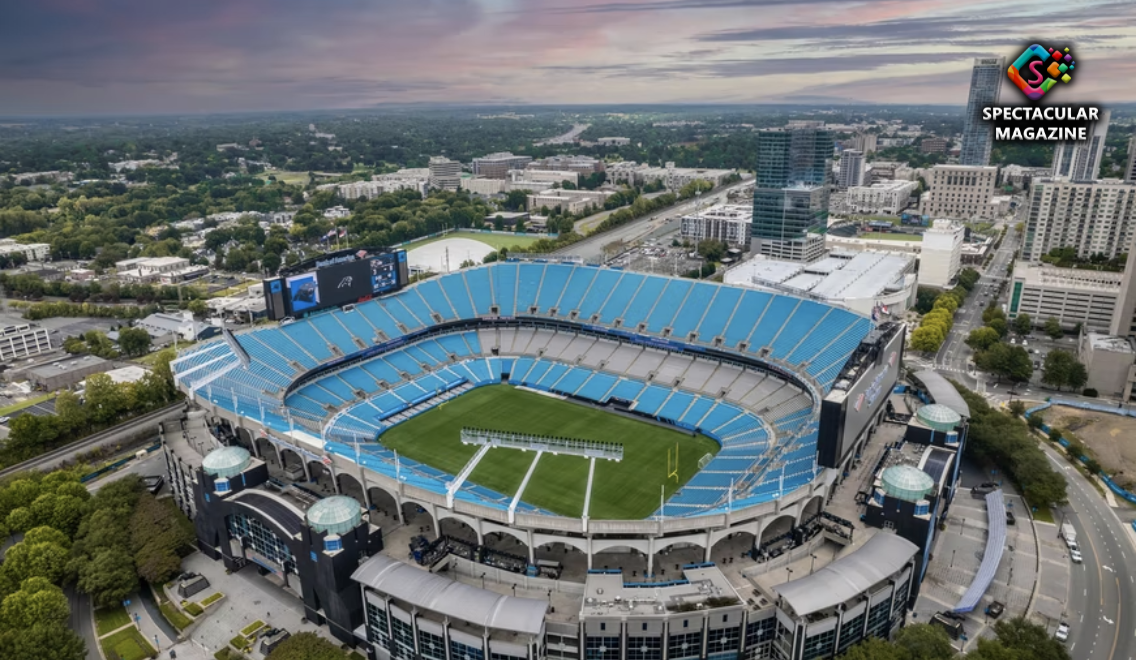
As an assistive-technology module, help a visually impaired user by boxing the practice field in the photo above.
[380,385,719,519]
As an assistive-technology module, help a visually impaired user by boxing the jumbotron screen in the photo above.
[264,248,409,320]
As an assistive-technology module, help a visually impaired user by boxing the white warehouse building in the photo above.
[845,181,920,216]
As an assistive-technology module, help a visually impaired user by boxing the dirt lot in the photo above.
[1047,405,1136,485]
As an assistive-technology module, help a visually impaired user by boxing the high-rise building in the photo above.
[919,165,999,220]
[1022,178,1136,262]
[1052,109,1111,182]
[920,220,965,288]
[1125,134,1136,183]
[959,57,1004,166]
[751,127,833,262]
[471,152,532,179]
[427,156,462,191]
[852,133,878,154]
[837,150,865,189]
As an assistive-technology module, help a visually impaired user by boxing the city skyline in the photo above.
[3,0,1136,115]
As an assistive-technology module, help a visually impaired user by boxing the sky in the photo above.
[2,0,1135,115]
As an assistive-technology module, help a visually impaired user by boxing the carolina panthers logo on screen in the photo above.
[338,276,353,289]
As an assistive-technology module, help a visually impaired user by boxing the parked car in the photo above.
[1070,548,1083,563]
[142,475,164,495]
[0,416,9,424]
[1006,510,1016,525]
[985,601,1005,618]
[1056,622,1070,642]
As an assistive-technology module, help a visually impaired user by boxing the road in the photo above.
[556,176,754,263]
[932,223,1019,385]
[1043,441,1136,660]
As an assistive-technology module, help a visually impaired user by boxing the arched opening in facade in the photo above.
[256,437,280,469]
[652,541,705,580]
[337,473,366,508]
[593,544,649,578]
[307,461,337,496]
[279,448,306,479]
[439,517,480,546]
[709,531,756,565]
[401,501,435,538]
[533,541,587,580]
[758,514,796,553]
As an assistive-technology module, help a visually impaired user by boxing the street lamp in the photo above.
[809,553,818,575]
[786,567,794,583]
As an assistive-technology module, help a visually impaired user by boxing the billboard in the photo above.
[266,247,409,320]
[285,271,321,314]
[817,325,905,469]
[317,260,374,309]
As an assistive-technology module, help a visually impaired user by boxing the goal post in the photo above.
[667,442,680,484]
[697,453,714,470]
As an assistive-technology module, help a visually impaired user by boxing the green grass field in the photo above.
[380,385,718,519]
[865,232,922,242]
[100,627,157,660]
[404,231,546,252]
[94,605,132,636]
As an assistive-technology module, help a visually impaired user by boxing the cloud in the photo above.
[1,0,1135,113]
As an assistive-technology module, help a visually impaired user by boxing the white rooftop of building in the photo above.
[725,251,913,304]
[1087,332,1135,353]
[1014,263,1123,291]
[581,565,740,618]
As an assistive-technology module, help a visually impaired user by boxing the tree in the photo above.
[837,637,906,660]
[1044,316,1064,339]
[965,327,1000,351]
[893,623,956,660]
[117,326,152,357]
[1042,350,1074,390]
[129,494,196,585]
[989,317,1008,338]
[976,343,1032,383]
[78,547,138,608]
[0,622,86,660]
[1008,400,1026,417]
[0,531,70,596]
[990,617,1072,660]
[1012,312,1032,336]
[266,631,347,660]
[187,298,208,316]
[983,304,1006,324]
[0,577,70,630]
[910,325,945,352]
[84,373,128,424]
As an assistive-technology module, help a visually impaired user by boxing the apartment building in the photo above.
[606,161,733,191]
[846,181,919,215]
[1052,109,1111,182]
[527,189,613,215]
[837,150,865,189]
[919,165,999,220]
[919,220,965,288]
[1009,262,1122,331]
[851,133,878,154]
[0,239,51,263]
[680,204,753,246]
[596,137,631,146]
[428,157,462,191]
[472,152,533,179]
[1021,178,1136,262]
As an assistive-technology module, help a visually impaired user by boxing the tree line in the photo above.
[0,469,195,660]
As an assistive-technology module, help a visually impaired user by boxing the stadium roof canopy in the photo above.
[352,554,548,635]
[773,533,918,616]
[912,370,971,419]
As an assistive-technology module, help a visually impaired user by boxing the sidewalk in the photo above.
[125,594,174,654]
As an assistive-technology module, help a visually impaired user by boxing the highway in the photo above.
[555,176,754,263]
[1043,442,1136,660]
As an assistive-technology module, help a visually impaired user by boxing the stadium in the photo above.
[171,256,905,568]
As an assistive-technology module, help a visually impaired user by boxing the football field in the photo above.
[379,385,719,519]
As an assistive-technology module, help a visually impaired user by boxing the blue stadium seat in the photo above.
[437,334,472,357]
[696,287,742,342]
[379,297,423,331]
[746,296,799,352]
[536,264,572,313]
[492,263,520,316]
[310,314,358,355]
[339,367,379,394]
[279,323,334,361]
[385,351,423,376]
[608,379,644,402]
[771,300,828,359]
[516,264,545,312]
[788,314,854,366]
[722,290,771,348]
[632,385,672,416]
[657,391,695,422]
[357,301,403,340]
[680,397,716,428]
[416,339,450,364]
[670,282,717,338]
[317,376,357,401]
[537,362,569,389]
[577,269,621,319]
[463,269,495,316]
[338,311,377,345]
[598,272,644,323]
[620,276,667,328]
[404,345,440,368]
[700,403,742,434]
[361,359,401,385]
[522,359,552,385]
[437,275,473,320]
[509,357,534,380]
[553,366,590,395]
[415,280,456,321]
[645,279,691,333]
[555,266,597,317]
[576,372,617,401]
